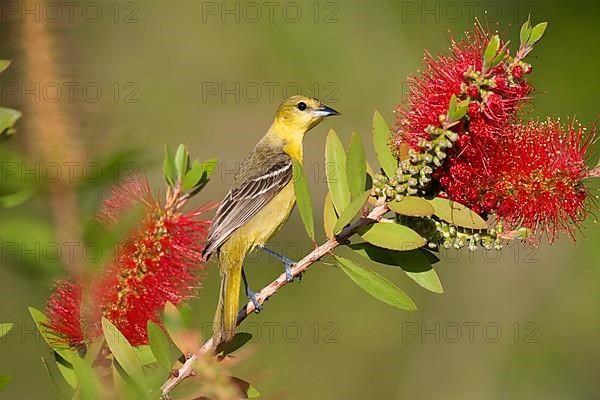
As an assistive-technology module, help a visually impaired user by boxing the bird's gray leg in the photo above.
[257,245,298,283]
[241,267,262,313]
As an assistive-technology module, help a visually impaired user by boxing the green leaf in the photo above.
[182,160,205,192]
[528,22,548,45]
[29,307,77,363]
[323,192,337,239]
[491,43,509,67]
[216,332,253,356]
[162,145,177,186]
[133,345,157,366]
[0,107,21,135]
[447,95,469,121]
[483,34,500,68]
[202,158,219,177]
[346,132,367,199]
[333,191,370,234]
[429,197,487,229]
[335,256,417,311]
[247,384,261,398]
[372,111,397,177]
[292,160,315,241]
[388,196,434,217]
[358,222,426,251]
[0,187,34,208]
[350,243,443,293]
[0,60,10,74]
[174,144,189,181]
[0,323,14,338]
[101,318,146,390]
[71,356,101,400]
[147,321,176,370]
[520,17,532,45]
[41,357,71,400]
[55,352,77,389]
[325,129,351,213]
[0,375,12,391]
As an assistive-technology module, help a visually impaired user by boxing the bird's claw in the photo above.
[245,287,262,313]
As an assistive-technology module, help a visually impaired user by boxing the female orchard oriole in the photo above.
[202,95,339,344]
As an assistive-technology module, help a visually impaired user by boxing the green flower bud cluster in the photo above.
[372,125,458,202]
[429,220,504,252]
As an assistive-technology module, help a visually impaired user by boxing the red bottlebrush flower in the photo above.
[94,178,212,345]
[44,280,84,348]
[45,177,214,347]
[447,119,594,241]
[393,24,532,154]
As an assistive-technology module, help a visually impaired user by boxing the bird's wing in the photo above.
[202,156,293,258]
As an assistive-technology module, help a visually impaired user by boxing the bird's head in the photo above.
[273,95,340,133]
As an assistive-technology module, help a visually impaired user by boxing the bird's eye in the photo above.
[297,102,307,111]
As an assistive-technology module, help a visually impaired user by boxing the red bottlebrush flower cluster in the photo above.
[44,280,84,348]
[443,119,593,240]
[393,22,595,241]
[45,178,213,347]
[394,25,531,153]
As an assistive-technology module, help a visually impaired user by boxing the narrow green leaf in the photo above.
[55,353,77,389]
[483,34,500,68]
[292,160,315,241]
[333,191,370,234]
[216,332,253,356]
[182,160,205,192]
[323,192,337,239]
[346,132,367,199]
[0,107,21,135]
[491,42,509,67]
[71,356,101,400]
[101,318,146,389]
[29,307,77,363]
[335,256,417,311]
[350,243,443,293]
[162,145,177,186]
[133,345,156,366]
[325,129,351,213]
[429,197,488,229]
[147,321,175,370]
[358,222,426,251]
[174,144,189,181]
[520,17,532,45]
[447,94,458,119]
[247,384,261,398]
[202,158,219,177]
[372,111,398,177]
[0,323,14,338]
[0,187,34,208]
[388,196,434,217]
[528,22,548,45]
[0,375,12,391]
[42,357,71,400]
[0,60,10,74]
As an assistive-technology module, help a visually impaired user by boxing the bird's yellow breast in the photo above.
[221,182,296,255]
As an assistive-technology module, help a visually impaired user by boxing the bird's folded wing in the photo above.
[202,159,293,258]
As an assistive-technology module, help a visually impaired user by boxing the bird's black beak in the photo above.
[312,104,341,117]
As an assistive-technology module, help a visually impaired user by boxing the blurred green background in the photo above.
[1,0,600,398]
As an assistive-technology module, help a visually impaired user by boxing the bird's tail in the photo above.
[213,249,243,345]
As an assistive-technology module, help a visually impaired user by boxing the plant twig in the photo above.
[160,201,389,397]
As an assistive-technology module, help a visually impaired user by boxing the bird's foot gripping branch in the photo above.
[23,18,600,400]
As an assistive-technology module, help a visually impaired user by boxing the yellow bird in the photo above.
[202,95,340,344]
